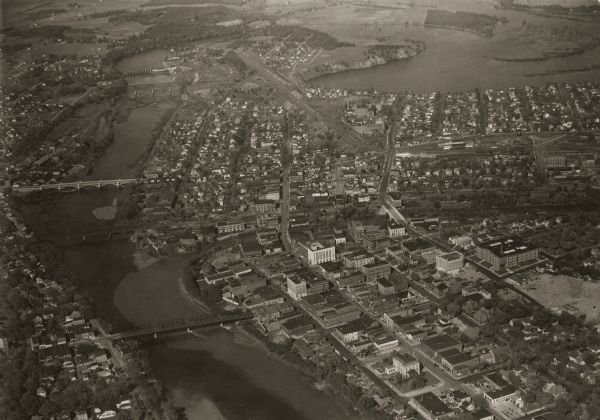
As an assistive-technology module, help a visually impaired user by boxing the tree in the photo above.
[446,301,461,316]
[7,288,25,311]
[471,393,488,409]
[583,350,597,366]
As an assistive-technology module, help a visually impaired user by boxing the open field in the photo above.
[519,274,600,322]
[277,1,600,63]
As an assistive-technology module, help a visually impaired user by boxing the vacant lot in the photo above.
[520,274,600,322]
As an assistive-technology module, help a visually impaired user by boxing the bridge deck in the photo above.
[13,178,139,193]
[107,312,253,340]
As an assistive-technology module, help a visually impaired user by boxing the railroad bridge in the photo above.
[106,312,254,341]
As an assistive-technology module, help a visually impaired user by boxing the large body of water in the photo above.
[313,28,600,93]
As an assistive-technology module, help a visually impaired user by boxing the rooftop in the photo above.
[438,251,462,261]
[422,334,461,352]
[478,236,535,257]
[416,392,453,416]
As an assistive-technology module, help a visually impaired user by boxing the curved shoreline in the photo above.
[303,46,425,83]
[484,43,599,63]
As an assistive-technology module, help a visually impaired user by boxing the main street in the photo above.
[280,113,292,252]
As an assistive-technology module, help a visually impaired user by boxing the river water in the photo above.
[313,27,600,93]
[16,77,356,419]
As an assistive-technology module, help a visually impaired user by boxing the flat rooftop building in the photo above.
[476,236,538,271]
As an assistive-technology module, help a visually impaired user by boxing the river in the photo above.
[16,57,358,419]
[115,49,170,72]
[313,27,600,93]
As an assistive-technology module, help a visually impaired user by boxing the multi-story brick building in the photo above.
[475,236,538,271]
[360,260,391,282]
[436,252,464,274]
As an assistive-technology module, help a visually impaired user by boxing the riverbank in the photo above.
[524,62,600,77]
[113,254,202,327]
[88,100,177,180]
[486,44,599,62]
[300,41,426,81]
[148,328,359,420]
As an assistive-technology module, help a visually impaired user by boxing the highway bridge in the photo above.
[12,178,140,193]
[39,228,138,246]
[106,312,254,341]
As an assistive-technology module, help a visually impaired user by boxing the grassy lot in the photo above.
[520,273,600,322]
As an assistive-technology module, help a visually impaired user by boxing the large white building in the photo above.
[287,276,307,300]
[436,252,464,274]
[297,241,336,266]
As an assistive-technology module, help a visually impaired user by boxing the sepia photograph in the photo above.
[1,0,600,419]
